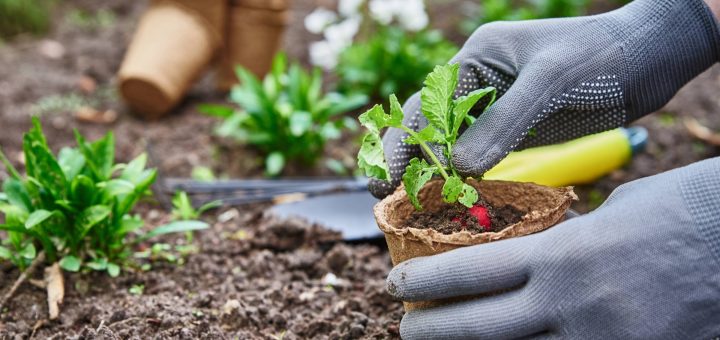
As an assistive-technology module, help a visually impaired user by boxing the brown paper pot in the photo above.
[216,4,290,91]
[117,0,225,118]
[374,179,577,310]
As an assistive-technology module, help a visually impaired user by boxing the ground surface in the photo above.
[1,0,720,338]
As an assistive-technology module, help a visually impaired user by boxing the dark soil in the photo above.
[1,0,719,338]
[1,208,404,339]
[400,200,525,234]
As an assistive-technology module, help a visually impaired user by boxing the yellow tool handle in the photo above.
[484,129,632,187]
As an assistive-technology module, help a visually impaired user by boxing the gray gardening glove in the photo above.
[387,157,720,339]
[369,0,720,198]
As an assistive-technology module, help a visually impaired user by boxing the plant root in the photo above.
[0,251,46,312]
[685,118,720,146]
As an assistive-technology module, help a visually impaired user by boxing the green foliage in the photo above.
[358,64,495,210]
[200,53,367,176]
[171,191,221,221]
[0,118,208,276]
[0,0,51,39]
[337,27,458,102]
[460,0,589,35]
[65,8,115,30]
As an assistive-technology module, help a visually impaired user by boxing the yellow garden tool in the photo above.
[485,127,647,187]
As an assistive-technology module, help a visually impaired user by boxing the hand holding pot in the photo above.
[369,0,720,199]
[386,157,720,339]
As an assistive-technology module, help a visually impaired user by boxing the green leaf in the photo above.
[23,134,67,198]
[198,104,235,118]
[59,255,81,272]
[265,152,285,176]
[442,176,464,203]
[139,220,209,242]
[3,179,32,212]
[102,179,135,196]
[25,209,54,229]
[420,63,459,134]
[402,158,436,210]
[0,147,21,180]
[117,215,144,236]
[289,111,313,136]
[75,130,115,180]
[403,126,445,145]
[20,243,36,260]
[120,153,147,182]
[358,105,389,135]
[57,147,86,181]
[197,200,223,215]
[387,94,404,127]
[458,182,479,208]
[107,263,120,277]
[87,258,108,271]
[78,205,111,237]
[357,133,390,181]
[71,175,96,205]
[0,246,11,259]
[451,87,495,141]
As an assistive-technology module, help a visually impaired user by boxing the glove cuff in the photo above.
[603,0,720,117]
[679,157,720,267]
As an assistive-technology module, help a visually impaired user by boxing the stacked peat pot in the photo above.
[117,0,290,118]
[374,179,577,310]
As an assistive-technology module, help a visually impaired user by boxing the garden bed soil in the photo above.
[1,0,720,338]
[400,200,525,234]
[1,206,404,339]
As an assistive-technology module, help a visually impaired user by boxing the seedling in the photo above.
[357,63,495,210]
[200,53,367,176]
[171,191,221,221]
[0,118,208,277]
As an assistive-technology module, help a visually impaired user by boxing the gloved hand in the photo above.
[386,157,720,339]
[369,0,720,199]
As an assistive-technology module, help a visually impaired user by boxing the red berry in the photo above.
[451,216,467,228]
[469,204,491,230]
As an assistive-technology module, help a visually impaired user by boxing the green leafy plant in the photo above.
[460,0,589,35]
[0,0,51,39]
[358,63,495,210]
[171,191,221,221]
[0,118,208,276]
[337,27,458,102]
[200,53,367,176]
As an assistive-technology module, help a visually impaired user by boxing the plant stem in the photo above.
[400,126,450,180]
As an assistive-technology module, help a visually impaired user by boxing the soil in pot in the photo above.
[400,197,526,234]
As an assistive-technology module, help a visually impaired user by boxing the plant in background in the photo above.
[171,191,221,221]
[0,0,51,39]
[199,53,367,176]
[358,63,495,210]
[305,0,458,102]
[460,0,591,35]
[0,118,208,277]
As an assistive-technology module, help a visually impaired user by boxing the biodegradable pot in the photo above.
[216,2,290,91]
[374,179,577,310]
[117,0,225,118]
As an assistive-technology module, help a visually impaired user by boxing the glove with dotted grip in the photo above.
[369,0,720,199]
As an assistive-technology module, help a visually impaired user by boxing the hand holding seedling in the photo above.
[387,158,720,338]
[369,0,720,199]
[358,63,495,209]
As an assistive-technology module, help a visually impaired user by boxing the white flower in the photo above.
[368,0,397,25]
[309,40,340,70]
[323,17,361,49]
[304,7,338,34]
[338,0,364,17]
[398,0,428,31]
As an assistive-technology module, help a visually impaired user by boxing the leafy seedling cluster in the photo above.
[0,118,208,276]
[200,53,368,176]
[358,63,495,211]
